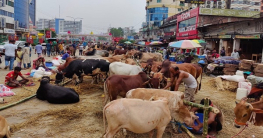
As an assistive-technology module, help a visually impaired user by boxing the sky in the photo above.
[36,0,146,34]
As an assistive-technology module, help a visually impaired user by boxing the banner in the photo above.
[185,0,205,4]
[45,30,51,38]
[199,8,260,18]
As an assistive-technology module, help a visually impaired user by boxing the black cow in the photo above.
[36,76,79,104]
[57,59,110,84]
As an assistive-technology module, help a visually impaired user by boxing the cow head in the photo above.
[55,72,64,84]
[177,105,198,126]
[149,72,166,89]
[234,98,263,128]
[40,76,51,85]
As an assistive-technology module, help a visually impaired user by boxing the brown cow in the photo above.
[113,49,127,56]
[0,115,11,138]
[191,64,203,91]
[134,52,163,63]
[103,55,127,63]
[127,49,139,58]
[104,72,157,105]
[142,59,162,75]
[234,98,263,128]
[57,57,80,72]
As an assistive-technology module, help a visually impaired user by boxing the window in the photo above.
[157,0,161,3]
[261,6,263,10]
[180,1,185,6]
[178,8,181,11]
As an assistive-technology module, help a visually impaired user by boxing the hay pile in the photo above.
[214,77,238,92]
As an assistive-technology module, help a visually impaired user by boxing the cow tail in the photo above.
[104,81,109,105]
[199,67,203,91]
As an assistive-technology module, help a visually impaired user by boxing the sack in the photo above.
[220,75,246,82]
[238,82,252,93]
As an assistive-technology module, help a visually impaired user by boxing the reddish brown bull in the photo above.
[57,57,81,72]
[113,49,127,55]
[104,72,158,105]
[234,98,263,128]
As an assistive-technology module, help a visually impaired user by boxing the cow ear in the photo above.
[252,108,263,113]
[235,101,239,105]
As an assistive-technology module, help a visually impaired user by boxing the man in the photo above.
[72,41,77,56]
[5,67,29,87]
[42,43,46,56]
[58,42,64,55]
[46,41,52,57]
[191,99,223,137]
[163,66,197,102]
[231,49,240,59]
[220,47,225,57]
[3,40,17,70]
[35,43,42,57]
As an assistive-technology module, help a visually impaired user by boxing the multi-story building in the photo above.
[146,0,191,27]
[36,18,82,35]
[14,0,36,29]
[230,0,261,11]
[0,0,15,36]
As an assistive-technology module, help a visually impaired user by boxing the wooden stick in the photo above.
[183,100,220,114]
[202,98,209,137]
[180,124,196,138]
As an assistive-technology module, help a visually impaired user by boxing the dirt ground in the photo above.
[0,51,262,138]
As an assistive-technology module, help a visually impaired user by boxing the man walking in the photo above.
[46,41,52,57]
[3,40,17,70]
[35,43,42,57]
[72,41,77,56]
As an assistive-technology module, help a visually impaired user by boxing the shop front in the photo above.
[176,7,199,40]
[160,14,177,43]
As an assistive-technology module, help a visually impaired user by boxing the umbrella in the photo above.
[138,41,145,45]
[150,41,163,45]
[169,40,202,49]
[192,39,207,46]
[124,41,132,44]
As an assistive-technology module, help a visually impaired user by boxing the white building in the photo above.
[0,0,15,35]
[36,18,82,34]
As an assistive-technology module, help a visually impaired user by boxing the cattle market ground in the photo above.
[0,56,263,138]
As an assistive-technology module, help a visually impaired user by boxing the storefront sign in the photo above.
[177,8,199,22]
[218,35,231,39]
[4,28,15,34]
[0,30,3,33]
[179,25,196,33]
[185,0,205,4]
[235,35,260,39]
[177,8,199,40]
[200,8,260,18]
[165,32,174,36]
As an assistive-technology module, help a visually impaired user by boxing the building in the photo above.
[36,18,82,35]
[230,0,261,11]
[14,0,36,29]
[0,0,15,38]
[146,0,191,27]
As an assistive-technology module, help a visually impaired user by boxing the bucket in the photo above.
[177,61,184,64]
[169,56,176,62]
[236,88,248,100]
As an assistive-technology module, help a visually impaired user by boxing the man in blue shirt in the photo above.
[72,41,76,56]
[46,41,52,57]
[35,43,42,57]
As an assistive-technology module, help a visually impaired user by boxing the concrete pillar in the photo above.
[233,38,240,52]
[219,39,223,55]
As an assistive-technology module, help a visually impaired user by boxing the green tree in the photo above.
[98,36,107,41]
[110,27,123,37]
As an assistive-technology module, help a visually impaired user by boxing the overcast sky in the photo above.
[36,0,146,34]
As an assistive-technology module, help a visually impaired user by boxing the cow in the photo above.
[104,72,158,105]
[57,57,79,72]
[0,115,11,138]
[234,98,263,128]
[36,76,79,104]
[134,52,163,63]
[141,59,162,75]
[113,49,127,56]
[191,64,203,91]
[109,62,142,76]
[125,58,136,65]
[58,59,110,84]
[126,88,197,127]
[103,54,127,63]
[126,49,139,58]
[103,98,171,138]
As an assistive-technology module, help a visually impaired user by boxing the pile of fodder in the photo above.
[214,77,238,92]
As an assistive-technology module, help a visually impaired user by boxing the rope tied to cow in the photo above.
[170,121,183,133]
[231,112,256,138]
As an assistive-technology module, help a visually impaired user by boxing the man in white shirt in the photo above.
[3,40,17,70]
[231,49,240,59]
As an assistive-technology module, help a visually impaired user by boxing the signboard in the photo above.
[127,36,134,41]
[235,35,260,39]
[185,0,205,4]
[200,8,260,18]
[0,30,3,33]
[218,35,231,39]
[3,28,15,34]
[177,8,199,22]
[45,30,51,38]
[177,8,199,40]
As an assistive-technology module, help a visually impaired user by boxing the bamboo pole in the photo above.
[183,100,220,114]
[180,124,196,138]
[202,98,209,137]
[0,94,36,111]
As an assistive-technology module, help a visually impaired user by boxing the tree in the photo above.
[110,27,124,37]
[98,36,107,41]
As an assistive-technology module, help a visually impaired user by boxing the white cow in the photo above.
[103,98,171,138]
[109,62,142,76]
[126,88,197,126]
